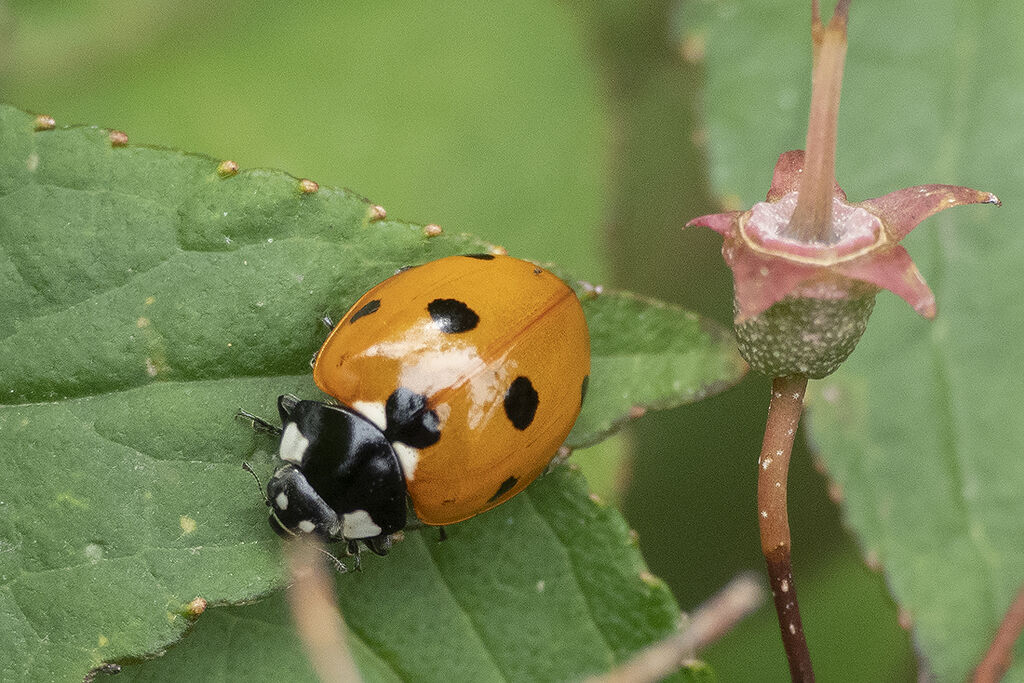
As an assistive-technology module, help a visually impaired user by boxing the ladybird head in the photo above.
[266,396,409,544]
[265,464,342,540]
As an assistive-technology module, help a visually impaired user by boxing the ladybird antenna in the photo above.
[236,409,282,436]
[270,512,298,537]
[241,462,270,505]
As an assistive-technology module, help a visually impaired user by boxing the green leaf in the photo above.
[569,290,747,449]
[683,0,1023,679]
[0,104,737,680]
[119,467,686,682]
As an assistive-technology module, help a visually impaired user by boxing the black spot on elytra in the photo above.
[428,298,479,334]
[384,387,441,448]
[463,253,495,260]
[504,376,538,430]
[580,375,590,408]
[349,299,381,323]
[488,476,519,502]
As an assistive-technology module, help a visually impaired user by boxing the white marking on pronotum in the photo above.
[342,510,383,539]
[275,492,289,511]
[353,400,387,431]
[393,442,420,480]
[298,520,316,533]
[279,423,309,464]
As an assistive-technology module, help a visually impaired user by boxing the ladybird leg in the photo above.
[235,409,282,436]
[321,314,336,330]
[363,534,391,557]
[438,526,448,543]
[314,545,350,574]
[345,540,364,572]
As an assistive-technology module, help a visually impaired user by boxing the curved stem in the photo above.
[758,375,813,681]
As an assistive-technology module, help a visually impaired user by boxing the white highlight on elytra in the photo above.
[361,334,485,397]
[275,492,289,511]
[279,423,309,464]
[298,520,316,533]
[353,400,386,431]
[393,442,420,480]
[781,579,790,592]
[342,510,382,539]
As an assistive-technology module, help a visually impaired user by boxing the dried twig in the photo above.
[973,585,1024,683]
[587,573,765,683]
[285,539,363,683]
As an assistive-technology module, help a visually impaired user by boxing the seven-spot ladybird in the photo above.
[246,254,591,557]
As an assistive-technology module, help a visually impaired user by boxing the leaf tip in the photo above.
[217,160,240,178]
[183,596,208,619]
[548,444,573,470]
[33,114,55,131]
[109,130,129,147]
[628,405,647,419]
[578,280,604,300]
[639,570,664,589]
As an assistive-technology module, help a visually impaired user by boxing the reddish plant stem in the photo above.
[972,585,1024,683]
[785,0,850,243]
[758,375,813,681]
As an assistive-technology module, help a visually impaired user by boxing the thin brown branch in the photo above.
[973,585,1024,683]
[285,539,363,683]
[758,375,813,681]
[586,573,766,683]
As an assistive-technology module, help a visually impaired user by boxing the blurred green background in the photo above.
[0,1,915,679]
